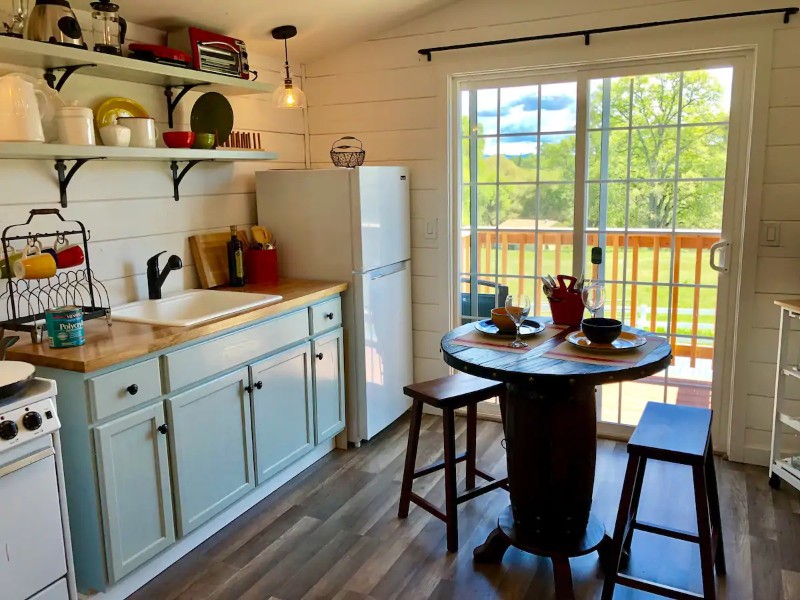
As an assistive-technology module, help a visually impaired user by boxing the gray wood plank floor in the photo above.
[129,414,800,600]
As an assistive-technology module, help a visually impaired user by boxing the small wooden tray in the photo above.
[189,230,249,289]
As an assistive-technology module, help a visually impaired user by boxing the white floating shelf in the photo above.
[774,458,800,493]
[780,412,800,434]
[783,367,800,381]
[0,36,275,95]
[0,142,278,162]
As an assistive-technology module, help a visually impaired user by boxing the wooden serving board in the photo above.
[189,231,249,289]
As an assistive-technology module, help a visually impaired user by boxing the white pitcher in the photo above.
[0,73,52,142]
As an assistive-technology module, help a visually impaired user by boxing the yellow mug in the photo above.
[14,249,57,280]
[0,248,23,279]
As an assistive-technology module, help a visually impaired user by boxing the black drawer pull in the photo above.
[325,312,335,320]
[245,385,253,394]
[127,384,139,396]
[316,353,324,360]
[255,381,263,390]
[158,424,168,435]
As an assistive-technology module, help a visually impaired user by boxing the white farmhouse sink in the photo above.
[113,290,283,327]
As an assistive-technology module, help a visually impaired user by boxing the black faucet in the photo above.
[147,251,183,300]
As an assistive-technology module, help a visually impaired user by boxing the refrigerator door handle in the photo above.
[368,261,408,280]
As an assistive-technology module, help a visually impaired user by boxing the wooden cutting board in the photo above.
[189,231,249,289]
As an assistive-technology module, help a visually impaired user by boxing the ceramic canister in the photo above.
[56,106,96,145]
[45,306,85,348]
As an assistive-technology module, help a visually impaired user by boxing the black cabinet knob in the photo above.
[0,420,18,440]
[245,385,253,394]
[157,424,168,435]
[325,312,335,320]
[127,384,139,396]
[316,353,324,361]
[255,381,263,390]
[22,412,42,431]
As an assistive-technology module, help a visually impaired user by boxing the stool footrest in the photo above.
[614,574,704,600]
[633,520,700,543]
[409,492,447,522]
[413,452,467,479]
[457,478,509,505]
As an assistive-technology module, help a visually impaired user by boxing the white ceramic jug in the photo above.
[0,73,51,142]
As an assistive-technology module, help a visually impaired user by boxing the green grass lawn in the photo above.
[463,245,718,338]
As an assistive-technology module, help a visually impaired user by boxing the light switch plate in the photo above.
[424,219,438,240]
[761,221,781,247]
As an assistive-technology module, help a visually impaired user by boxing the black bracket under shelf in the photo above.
[44,64,98,92]
[165,84,209,129]
[170,160,203,202]
[55,158,104,208]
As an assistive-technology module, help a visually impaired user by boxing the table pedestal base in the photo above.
[474,506,612,600]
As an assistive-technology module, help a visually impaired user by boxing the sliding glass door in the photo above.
[455,56,743,435]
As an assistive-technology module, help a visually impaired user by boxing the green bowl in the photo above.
[193,133,216,149]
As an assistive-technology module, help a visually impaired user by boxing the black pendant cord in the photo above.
[418,7,799,60]
[283,39,291,81]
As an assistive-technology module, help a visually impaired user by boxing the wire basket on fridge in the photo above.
[330,136,366,168]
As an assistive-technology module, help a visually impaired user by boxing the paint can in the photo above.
[45,306,85,349]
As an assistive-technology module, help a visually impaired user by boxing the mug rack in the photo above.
[1,209,111,342]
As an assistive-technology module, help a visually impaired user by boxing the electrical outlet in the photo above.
[761,221,781,247]
[424,219,438,240]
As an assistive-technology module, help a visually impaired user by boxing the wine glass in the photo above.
[581,283,606,319]
[505,294,531,348]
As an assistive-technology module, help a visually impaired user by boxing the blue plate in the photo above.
[474,318,545,337]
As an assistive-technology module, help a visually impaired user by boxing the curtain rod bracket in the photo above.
[584,33,591,46]
[785,7,798,22]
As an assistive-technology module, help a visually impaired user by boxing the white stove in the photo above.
[0,378,77,600]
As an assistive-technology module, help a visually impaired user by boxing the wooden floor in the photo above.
[130,414,800,600]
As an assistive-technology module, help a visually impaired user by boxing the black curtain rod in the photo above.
[418,7,799,61]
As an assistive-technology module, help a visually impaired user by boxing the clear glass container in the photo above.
[90,0,125,55]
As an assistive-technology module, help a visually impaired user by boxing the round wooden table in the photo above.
[441,321,672,599]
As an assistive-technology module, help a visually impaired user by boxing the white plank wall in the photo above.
[0,14,306,311]
[305,0,800,463]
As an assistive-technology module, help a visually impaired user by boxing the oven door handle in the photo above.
[199,40,240,53]
[0,447,54,479]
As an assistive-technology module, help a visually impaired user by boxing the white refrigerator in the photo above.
[256,167,413,444]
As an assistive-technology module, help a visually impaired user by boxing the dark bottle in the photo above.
[227,225,245,287]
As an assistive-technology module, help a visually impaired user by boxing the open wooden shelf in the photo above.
[0,142,278,162]
[0,36,274,95]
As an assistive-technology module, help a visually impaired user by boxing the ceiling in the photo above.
[77,0,455,62]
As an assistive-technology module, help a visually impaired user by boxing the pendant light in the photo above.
[271,25,306,109]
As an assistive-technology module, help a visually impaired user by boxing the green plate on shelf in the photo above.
[191,92,234,147]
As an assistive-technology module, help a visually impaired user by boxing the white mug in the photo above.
[116,117,157,148]
[99,124,131,147]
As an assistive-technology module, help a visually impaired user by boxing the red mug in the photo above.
[55,244,85,269]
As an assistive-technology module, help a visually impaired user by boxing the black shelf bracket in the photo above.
[44,64,98,92]
[165,84,209,129]
[418,6,799,60]
[54,158,103,208]
[170,160,203,202]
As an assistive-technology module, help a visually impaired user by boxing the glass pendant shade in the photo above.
[273,78,306,109]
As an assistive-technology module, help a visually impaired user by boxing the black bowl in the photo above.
[581,318,623,344]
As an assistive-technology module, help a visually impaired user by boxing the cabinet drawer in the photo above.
[88,359,162,422]
[311,297,342,334]
[164,310,309,391]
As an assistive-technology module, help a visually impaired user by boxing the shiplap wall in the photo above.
[0,13,306,311]
[305,0,800,464]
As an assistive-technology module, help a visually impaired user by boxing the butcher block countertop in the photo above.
[6,279,348,373]
[775,299,800,313]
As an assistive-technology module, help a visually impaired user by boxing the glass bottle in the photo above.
[227,225,245,287]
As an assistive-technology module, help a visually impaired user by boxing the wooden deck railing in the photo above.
[461,227,721,366]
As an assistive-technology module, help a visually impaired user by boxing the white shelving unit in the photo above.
[769,300,800,492]
[0,37,279,205]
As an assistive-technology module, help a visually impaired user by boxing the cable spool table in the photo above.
[441,321,672,599]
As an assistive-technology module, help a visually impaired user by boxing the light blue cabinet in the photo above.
[167,368,255,536]
[94,403,175,582]
[313,328,346,444]
[250,343,314,484]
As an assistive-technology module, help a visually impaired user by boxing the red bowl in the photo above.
[163,131,196,148]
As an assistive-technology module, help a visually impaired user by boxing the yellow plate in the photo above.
[95,97,149,129]
[566,330,647,352]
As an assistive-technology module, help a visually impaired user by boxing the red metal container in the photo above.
[547,274,586,326]
[245,248,279,285]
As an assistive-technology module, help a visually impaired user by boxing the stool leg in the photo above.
[601,455,642,600]
[623,456,647,559]
[466,402,477,490]
[705,445,727,575]
[552,556,575,600]
[398,399,423,519]
[443,407,459,552]
[693,462,718,600]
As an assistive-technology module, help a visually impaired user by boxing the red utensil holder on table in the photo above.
[245,248,279,285]
[548,291,585,327]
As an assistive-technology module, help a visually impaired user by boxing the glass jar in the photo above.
[90,0,126,55]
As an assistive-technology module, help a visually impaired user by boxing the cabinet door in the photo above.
[251,343,314,484]
[94,403,175,583]
[167,368,254,536]
[313,328,346,444]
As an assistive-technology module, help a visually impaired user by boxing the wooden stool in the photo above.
[398,373,509,552]
[602,402,726,600]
